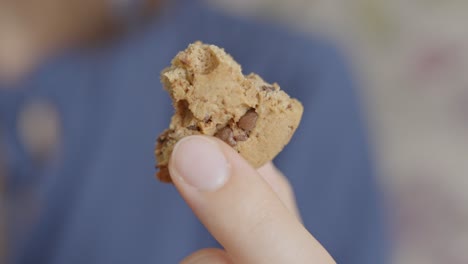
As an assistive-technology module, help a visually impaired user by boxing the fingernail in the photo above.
[170,136,230,191]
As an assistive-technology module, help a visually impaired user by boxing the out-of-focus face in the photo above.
[0,0,161,82]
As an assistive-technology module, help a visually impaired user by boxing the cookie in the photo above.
[155,42,303,182]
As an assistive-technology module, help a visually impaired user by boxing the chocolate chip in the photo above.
[204,115,212,122]
[187,125,199,131]
[237,109,258,133]
[215,127,236,146]
[287,104,292,109]
[157,166,172,183]
[261,85,275,92]
[234,134,248,142]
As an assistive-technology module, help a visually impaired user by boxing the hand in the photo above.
[168,136,336,264]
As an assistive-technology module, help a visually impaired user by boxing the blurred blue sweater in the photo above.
[0,0,386,263]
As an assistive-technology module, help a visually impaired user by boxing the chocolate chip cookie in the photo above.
[155,42,303,182]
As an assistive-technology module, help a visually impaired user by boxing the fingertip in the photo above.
[169,135,230,192]
[257,162,300,220]
[257,162,291,198]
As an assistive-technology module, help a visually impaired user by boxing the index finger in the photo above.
[168,136,335,264]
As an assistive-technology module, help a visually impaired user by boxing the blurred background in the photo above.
[1,0,467,263]
[209,0,468,263]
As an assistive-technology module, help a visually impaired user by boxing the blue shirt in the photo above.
[0,1,387,263]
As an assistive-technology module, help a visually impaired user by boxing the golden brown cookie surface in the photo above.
[155,42,303,182]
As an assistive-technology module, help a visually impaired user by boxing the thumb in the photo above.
[169,136,335,264]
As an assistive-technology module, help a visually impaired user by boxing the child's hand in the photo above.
[169,136,335,264]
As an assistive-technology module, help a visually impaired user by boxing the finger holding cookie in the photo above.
[170,136,335,264]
